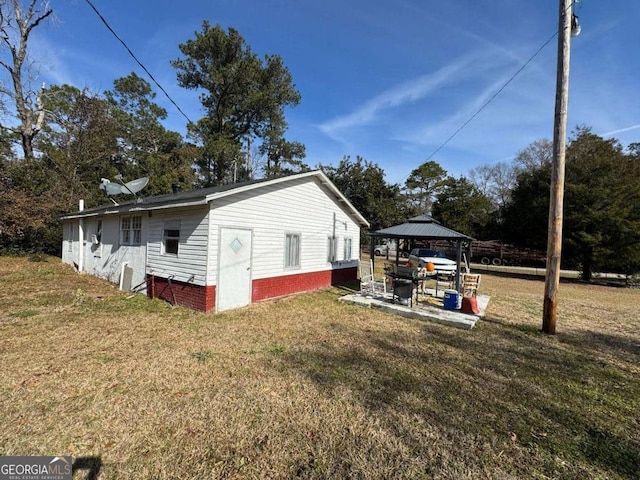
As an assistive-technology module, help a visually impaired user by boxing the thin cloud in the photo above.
[29,36,74,86]
[396,58,551,146]
[31,34,113,90]
[435,17,533,68]
[602,124,640,137]
[319,54,478,136]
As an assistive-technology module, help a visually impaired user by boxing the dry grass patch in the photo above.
[1,256,639,479]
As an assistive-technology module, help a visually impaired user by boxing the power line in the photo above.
[422,32,558,166]
[417,1,582,175]
[83,0,193,125]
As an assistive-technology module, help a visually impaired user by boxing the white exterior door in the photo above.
[217,227,252,312]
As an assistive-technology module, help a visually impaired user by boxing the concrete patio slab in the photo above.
[339,291,490,330]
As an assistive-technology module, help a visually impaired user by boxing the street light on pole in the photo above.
[542,0,580,334]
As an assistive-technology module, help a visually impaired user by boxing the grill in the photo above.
[394,281,413,299]
[389,265,419,305]
[394,266,418,280]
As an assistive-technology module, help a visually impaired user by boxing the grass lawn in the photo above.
[1,256,639,479]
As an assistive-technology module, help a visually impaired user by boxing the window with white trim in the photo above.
[163,220,181,255]
[327,236,337,262]
[285,233,300,268]
[344,237,353,260]
[120,215,142,246]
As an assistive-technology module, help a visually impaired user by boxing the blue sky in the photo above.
[32,0,640,185]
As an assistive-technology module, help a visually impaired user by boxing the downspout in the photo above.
[332,212,336,263]
[78,200,84,272]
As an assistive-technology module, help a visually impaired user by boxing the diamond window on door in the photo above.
[230,237,243,253]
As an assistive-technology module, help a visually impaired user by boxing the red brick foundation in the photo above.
[147,266,357,313]
[147,275,215,312]
[252,266,357,302]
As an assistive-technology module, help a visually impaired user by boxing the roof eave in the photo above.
[59,198,209,220]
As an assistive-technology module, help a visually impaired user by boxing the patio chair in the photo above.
[435,271,455,292]
[461,273,481,297]
[359,260,387,297]
[416,266,429,294]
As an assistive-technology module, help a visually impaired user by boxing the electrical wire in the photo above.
[83,0,193,125]
[422,31,558,164]
[411,0,583,184]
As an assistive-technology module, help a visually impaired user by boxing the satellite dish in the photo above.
[99,175,149,206]
[100,178,124,196]
[104,182,124,196]
[122,177,149,195]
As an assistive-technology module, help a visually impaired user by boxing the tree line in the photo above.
[0,2,308,253]
[1,1,639,280]
[322,129,640,280]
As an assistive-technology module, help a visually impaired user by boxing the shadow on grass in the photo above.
[287,338,422,409]
[329,280,359,295]
[581,427,640,479]
[280,316,640,478]
[538,402,640,479]
[562,329,640,365]
[72,456,101,480]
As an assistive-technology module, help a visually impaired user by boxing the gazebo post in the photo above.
[370,235,375,267]
[395,239,400,266]
[455,241,463,292]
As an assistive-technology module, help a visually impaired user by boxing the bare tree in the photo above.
[468,164,493,196]
[0,0,53,160]
[514,138,553,174]
[489,162,516,206]
[469,161,516,208]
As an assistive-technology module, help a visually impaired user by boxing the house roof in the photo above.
[370,215,473,241]
[60,170,369,228]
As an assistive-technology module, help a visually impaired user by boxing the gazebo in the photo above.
[369,215,474,292]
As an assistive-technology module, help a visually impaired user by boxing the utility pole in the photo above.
[543,0,574,334]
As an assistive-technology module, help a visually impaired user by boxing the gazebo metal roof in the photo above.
[370,215,473,241]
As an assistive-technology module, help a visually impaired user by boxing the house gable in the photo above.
[207,173,362,286]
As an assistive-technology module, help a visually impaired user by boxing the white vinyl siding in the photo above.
[62,216,148,292]
[207,176,361,284]
[60,172,362,298]
[147,206,209,285]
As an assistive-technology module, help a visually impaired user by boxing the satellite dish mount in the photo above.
[100,175,149,205]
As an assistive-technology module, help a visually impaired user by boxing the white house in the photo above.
[60,170,369,313]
